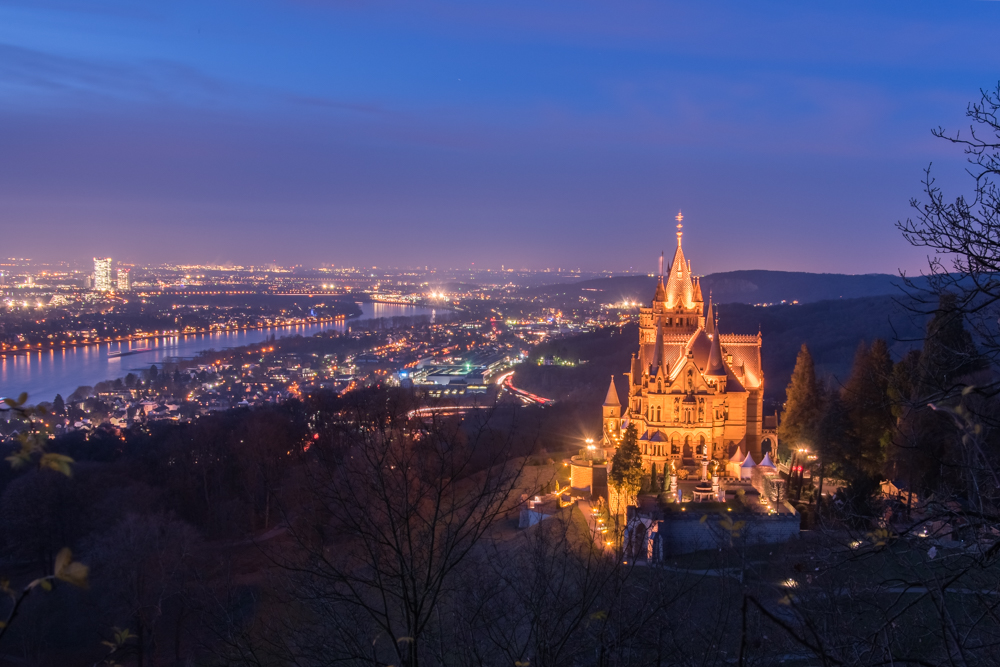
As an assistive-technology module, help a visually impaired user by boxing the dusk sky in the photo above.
[1,1,998,274]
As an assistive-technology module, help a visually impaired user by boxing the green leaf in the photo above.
[39,579,52,592]
[54,548,89,589]
[40,452,74,477]
[5,453,29,470]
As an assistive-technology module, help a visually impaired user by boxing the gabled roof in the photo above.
[724,362,747,392]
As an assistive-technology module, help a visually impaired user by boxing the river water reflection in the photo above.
[1,303,445,403]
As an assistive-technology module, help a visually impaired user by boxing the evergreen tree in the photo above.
[841,339,894,477]
[919,293,985,398]
[814,385,857,480]
[778,344,823,453]
[52,394,64,414]
[609,424,644,514]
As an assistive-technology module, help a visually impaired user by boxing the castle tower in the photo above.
[606,219,766,474]
[639,213,704,366]
[602,376,622,447]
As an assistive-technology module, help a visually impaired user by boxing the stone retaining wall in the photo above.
[652,509,800,558]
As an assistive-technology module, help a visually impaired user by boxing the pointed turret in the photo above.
[602,376,622,446]
[603,376,620,406]
[665,221,696,309]
[705,317,726,377]
[693,276,703,303]
[705,295,715,337]
[654,276,666,303]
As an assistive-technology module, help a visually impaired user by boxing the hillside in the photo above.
[523,270,925,307]
[513,294,926,408]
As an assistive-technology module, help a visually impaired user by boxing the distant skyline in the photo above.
[2,1,998,274]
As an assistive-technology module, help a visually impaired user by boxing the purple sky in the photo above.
[1,1,998,274]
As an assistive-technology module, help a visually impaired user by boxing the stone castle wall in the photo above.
[653,509,800,558]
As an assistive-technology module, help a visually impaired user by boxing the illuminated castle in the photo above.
[603,216,765,467]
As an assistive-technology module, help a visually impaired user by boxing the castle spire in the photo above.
[603,376,620,406]
[665,211,695,310]
[705,314,726,377]
[705,294,715,337]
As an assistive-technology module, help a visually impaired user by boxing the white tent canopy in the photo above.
[726,446,745,477]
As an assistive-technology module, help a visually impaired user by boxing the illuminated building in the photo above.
[94,257,113,291]
[117,267,132,291]
[603,216,766,467]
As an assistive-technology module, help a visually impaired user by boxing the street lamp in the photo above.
[585,437,595,461]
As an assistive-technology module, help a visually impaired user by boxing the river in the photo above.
[1,303,445,404]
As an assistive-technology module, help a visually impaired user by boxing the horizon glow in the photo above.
[1,1,998,274]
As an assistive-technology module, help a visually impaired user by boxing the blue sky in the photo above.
[1,0,998,273]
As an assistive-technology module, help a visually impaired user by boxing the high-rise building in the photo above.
[117,267,132,291]
[94,257,113,291]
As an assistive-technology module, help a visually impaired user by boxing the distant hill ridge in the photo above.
[525,270,922,306]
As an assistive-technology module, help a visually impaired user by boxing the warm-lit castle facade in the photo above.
[603,224,766,467]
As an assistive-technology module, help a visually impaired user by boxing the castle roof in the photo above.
[724,362,747,392]
[665,227,696,310]
[705,327,726,377]
[603,376,620,406]
[705,296,715,337]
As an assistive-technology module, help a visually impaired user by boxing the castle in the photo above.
[603,222,766,467]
